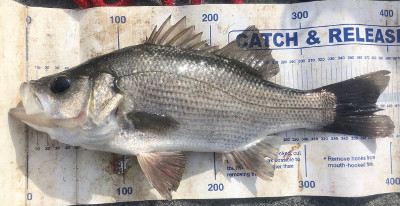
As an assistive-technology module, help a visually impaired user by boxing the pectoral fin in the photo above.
[137,152,186,199]
[127,111,180,135]
[223,136,281,181]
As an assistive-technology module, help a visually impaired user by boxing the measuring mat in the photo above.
[0,0,399,204]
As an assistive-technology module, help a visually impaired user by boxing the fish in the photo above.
[10,16,394,199]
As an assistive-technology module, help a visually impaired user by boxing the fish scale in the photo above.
[110,43,336,153]
[116,44,333,110]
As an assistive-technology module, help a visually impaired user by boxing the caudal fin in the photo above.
[314,70,394,137]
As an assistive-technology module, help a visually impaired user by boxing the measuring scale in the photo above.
[1,0,399,205]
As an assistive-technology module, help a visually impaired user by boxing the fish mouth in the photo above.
[20,82,47,115]
[10,82,87,128]
[9,82,54,127]
[9,106,56,128]
[10,105,88,129]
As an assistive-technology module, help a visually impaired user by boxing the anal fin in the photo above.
[137,152,186,200]
[223,136,281,181]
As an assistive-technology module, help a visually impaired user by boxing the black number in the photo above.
[110,16,126,24]
[202,14,219,22]
[117,187,133,195]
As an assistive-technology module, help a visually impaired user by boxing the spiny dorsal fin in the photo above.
[214,26,279,80]
[223,136,281,181]
[146,16,211,51]
[148,15,171,44]
[137,152,186,200]
[146,17,279,79]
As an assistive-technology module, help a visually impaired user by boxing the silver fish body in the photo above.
[98,43,336,154]
[10,16,394,199]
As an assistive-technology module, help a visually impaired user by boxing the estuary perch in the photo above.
[10,16,394,199]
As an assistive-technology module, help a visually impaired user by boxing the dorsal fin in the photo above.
[214,26,279,80]
[145,17,279,80]
[145,16,210,51]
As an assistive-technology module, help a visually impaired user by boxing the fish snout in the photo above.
[20,82,45,115]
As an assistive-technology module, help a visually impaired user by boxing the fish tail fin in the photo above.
[314,70,394,137]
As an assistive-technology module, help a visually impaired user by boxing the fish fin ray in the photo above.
[147,25,158,43]
[315,70,394,137]
[147,15,171,44]
[126,111,180,135]
[137,152,186,200]
[145,17,279,79]
[213,26,279,80]
[223,136,281,181]
[180,32,203,48]
[324,115,394,138]
[167,26,195,46]
[158,16,187,45]
[145,16,213,52]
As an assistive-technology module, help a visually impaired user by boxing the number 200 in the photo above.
[208,183,224,191]
[202,14,218,22]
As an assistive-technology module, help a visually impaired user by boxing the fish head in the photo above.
[10,68,123,147]
[11,71,91,126]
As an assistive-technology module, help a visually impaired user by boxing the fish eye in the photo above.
[51,76,72,94]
